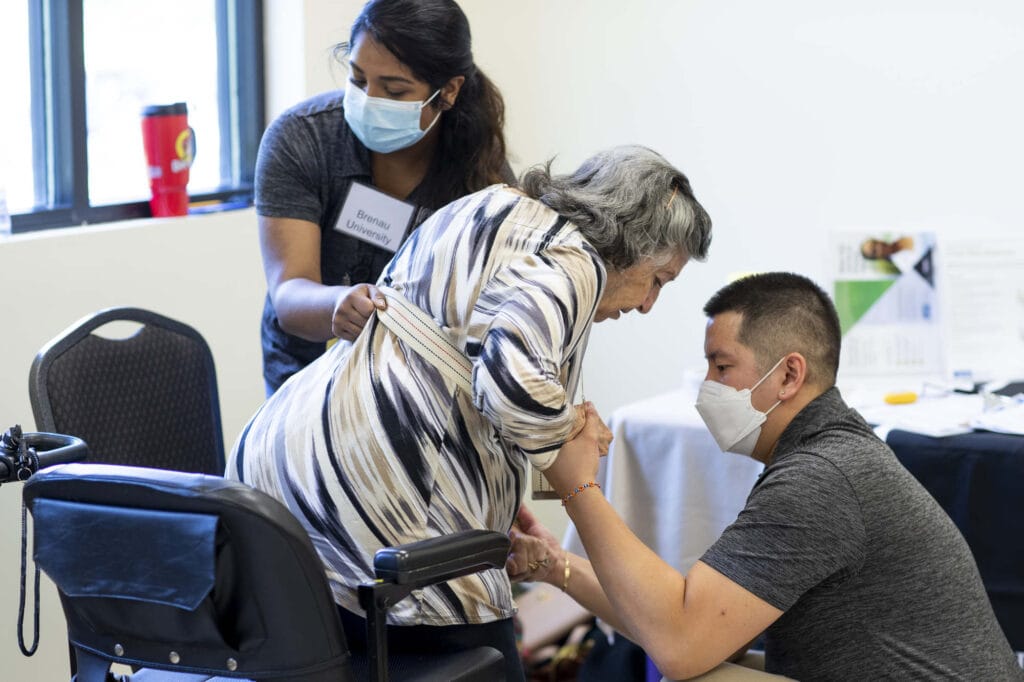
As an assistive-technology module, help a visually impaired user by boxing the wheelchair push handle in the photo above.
[0,424,89,484]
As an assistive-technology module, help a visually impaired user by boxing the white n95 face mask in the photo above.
[344,85,442,154]
[694,357,786,456]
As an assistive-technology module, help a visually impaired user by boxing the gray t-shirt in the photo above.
[702,387,1022,680]
[255,91,437,392]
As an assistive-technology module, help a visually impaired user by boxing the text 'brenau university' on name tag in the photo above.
[333,181,416,253]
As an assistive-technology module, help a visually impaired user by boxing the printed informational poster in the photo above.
[831,231,942,376]
[939,235,1024,382]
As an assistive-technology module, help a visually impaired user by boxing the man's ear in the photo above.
[777,352,807,400]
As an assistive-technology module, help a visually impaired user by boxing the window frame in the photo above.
[12,0,264,234]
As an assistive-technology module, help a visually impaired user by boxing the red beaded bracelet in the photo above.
[561,481,601,506]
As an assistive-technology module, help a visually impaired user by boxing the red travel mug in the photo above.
[140,102,196,217]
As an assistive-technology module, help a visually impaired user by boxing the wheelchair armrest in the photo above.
[361,530,512,680]
[374,529,510,588]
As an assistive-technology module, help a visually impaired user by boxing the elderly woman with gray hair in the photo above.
[227,144,711,679]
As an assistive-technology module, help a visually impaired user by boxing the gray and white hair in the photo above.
[519,145,712,270]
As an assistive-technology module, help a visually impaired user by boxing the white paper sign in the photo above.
[939,235,1024,382]
[333,182,415,253]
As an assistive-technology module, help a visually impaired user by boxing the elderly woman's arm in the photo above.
[472,244,603,463]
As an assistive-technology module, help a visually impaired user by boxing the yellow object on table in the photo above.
[884,391,918,405]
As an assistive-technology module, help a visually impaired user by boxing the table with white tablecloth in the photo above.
[562,386,764,573]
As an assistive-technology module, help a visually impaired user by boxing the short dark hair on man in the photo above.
[703,272,842,387]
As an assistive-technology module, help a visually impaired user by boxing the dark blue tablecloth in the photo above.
[887,429,1024,651]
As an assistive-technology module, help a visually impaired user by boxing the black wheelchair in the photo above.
[2,425,509,681]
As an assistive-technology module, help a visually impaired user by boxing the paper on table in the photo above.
[971,403,1024,436]
[856,393,981,437]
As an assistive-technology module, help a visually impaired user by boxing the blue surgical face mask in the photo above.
[343,85,442,154]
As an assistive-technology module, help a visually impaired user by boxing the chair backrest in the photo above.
[28,307,225,474]
[24,463,355,682]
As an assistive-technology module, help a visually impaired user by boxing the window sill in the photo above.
[1,203,255,245]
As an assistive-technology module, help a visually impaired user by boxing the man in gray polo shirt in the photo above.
[514,272,1022,680]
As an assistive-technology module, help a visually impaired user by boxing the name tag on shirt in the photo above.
[333,182,416,253]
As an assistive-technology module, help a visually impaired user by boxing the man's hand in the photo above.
[331,283,387,341]
[567,402,613,455]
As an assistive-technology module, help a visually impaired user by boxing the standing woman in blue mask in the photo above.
[256,0,512,395]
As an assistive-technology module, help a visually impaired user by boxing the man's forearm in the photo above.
[550,551,633,637]
[563,489,693,668]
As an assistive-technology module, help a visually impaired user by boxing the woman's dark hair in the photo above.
[335,0,509,206]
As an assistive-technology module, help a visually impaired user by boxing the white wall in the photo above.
[263,0,356,119]
[3,1,1023,678]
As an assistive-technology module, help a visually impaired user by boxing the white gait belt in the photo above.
[375,286,472,393]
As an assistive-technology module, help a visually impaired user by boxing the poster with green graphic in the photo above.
[831,231,942,376]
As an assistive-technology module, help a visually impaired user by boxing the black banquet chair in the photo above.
[23,463,509,681]
[28,306,225,474]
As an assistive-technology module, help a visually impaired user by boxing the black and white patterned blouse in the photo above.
[228,184,605,626]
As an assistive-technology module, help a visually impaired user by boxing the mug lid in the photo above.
[142,102,187,117]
